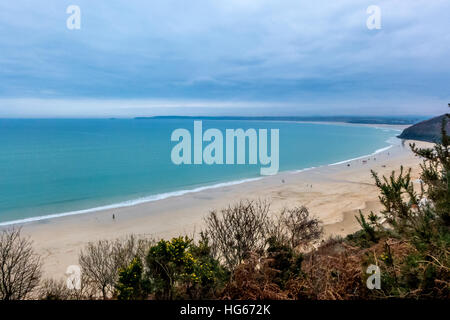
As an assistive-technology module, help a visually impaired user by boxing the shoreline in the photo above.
[0,177,264,227]
[0,122,403,227]
[2,122,432,279]
[20,137,430,278]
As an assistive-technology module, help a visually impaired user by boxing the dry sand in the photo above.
[3,124,431,279]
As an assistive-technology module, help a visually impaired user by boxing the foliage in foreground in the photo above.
[219,115,450,300]
[0,228,41,300]
[144,236,228,300]
[356,115,450,298]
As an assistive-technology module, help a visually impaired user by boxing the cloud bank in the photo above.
[0,0,449,116]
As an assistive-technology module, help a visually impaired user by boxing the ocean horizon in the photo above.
[0,118,398,226]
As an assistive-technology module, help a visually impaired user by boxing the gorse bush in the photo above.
[411,116,450,226]
[116,257,148,300]
[146,237,196,300]
[145,236,228,300]
[187,234,229,299]
[349,115,450,299]
[111,203,322,300]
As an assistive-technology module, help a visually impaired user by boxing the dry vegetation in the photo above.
[0,228,41,300]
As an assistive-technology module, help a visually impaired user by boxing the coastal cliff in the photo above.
[399,114,450,142]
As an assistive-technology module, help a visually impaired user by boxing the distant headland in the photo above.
[398,114,450,142]
[135,115,427,125]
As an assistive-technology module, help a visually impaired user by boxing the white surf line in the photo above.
[0,177,262,227]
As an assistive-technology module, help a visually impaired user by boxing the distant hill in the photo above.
[136,115,426,125]
[398,114,450,142]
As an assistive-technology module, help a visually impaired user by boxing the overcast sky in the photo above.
[0,0,449,117]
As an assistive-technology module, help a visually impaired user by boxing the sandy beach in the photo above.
[3,123,432,279]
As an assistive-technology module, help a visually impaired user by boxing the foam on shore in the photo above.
[0,177,263,227]
[0,128,401,227]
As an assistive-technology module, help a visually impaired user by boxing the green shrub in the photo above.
[145,236,228,300]
[116,257,149,300]
[266,237,303,289]
[356,114,450,299]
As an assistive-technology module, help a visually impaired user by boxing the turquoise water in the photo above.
[0,119,397,225]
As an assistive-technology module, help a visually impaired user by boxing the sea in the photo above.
[0,118,399,225]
